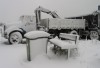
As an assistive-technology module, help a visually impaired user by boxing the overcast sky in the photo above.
[0,0,100,23]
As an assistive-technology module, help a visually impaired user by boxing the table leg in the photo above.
[68,49,70,59]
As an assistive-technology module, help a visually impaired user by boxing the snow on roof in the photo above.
[24,31,50,39]
[65,13,92,19]
[65,10,100,19]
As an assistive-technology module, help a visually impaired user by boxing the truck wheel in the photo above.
[70,30,78,35]
[9,32,22,44]
[90,31,99,40]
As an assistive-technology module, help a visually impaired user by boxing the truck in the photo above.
[1,6,87,44]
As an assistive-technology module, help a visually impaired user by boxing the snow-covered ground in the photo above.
[0,36,100,68]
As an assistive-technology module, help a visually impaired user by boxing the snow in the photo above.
[0,36,100,68]
[50,38,76,49]
[24,31,50,39]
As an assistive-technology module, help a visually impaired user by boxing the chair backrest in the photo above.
[59,33,79,45]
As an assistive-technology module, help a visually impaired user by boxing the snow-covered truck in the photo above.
[3,15,36,44]
[2,6,86,44]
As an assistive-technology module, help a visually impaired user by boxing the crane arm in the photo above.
[35,6,60,29]
[35,6,51,13]
[35,6,60,18]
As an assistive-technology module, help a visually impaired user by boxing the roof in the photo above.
[65,10,100,19]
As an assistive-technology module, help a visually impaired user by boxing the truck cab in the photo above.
[4,15,36,44]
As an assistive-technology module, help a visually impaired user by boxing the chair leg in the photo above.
[53,45,57,54]
[75,48,78,56]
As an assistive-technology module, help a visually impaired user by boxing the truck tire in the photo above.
[90,31,99,40]
[70,30,78,35]
[8,32,22,44]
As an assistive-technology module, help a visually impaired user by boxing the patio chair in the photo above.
[49,33,79,59]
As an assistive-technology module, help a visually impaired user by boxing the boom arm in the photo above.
[35,6,60,29]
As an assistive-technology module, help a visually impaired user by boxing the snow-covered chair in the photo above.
[49,33,79,59]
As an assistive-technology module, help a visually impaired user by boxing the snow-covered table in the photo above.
[25,31,50,61]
